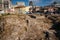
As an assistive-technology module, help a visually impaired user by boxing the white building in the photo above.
[0,0,12,10]
[55,4,60,7]
[54,1,60,7]
[16,2,25,6]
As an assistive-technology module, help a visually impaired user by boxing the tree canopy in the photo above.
[0,0,2,4]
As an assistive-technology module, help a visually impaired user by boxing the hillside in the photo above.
[0,14,60,40]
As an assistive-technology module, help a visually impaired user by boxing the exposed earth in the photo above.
[0,14,60,40]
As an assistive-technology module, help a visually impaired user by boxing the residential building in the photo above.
[3,0,12,9]
[0,0,3,10]
[16,2,25,6]
[14,6,31,14]
[55,2,60,7]
[0,0,12,11]
[50,1,60,7]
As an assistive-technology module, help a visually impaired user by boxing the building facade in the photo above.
[0,0,3,10]
[51,1,60,7]
[55,2,60,7]
[16,2,25,6]
[0,0,11,11]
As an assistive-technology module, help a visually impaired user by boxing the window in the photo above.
[4,1,9,5]
[4,1,9,8]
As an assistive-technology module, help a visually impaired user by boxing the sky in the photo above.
[11,0,59,6]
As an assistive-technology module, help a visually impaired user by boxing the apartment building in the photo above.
[0,0,11,11]
[0,0,3,10]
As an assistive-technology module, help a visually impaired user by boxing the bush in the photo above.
[1,13,11,16]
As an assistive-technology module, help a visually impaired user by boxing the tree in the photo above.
[0,0,2,4]
[53,1,57,5]
[29,1,33,6]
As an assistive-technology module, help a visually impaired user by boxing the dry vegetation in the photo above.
[0,14,60,40]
